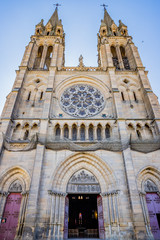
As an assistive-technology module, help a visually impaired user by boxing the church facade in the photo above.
[0,6,160,240]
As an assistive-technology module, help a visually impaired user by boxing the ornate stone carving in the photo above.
[9,180,22,193]
[60,85,105,118]
[67,170,101,193]
[144,180,158,192]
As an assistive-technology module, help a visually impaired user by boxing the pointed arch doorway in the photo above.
[64,170,105,239]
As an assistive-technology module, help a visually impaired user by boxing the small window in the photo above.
[113,32,116,36]
[64,126,69,139]
[40,92,43,101]
[37,29,40,34]
[80,125,85,141]
[105,125,110,139]
[55,126,60,139]
[27,91,31,101]
[57,29,61,34]
[121,92,125,101]
[133,92,137,102]
[97,125,102,141]
[47,32,50,36]
[72,126,77,141]
[136,130,142,139]
[102,29,106,34]
[35,79,40,84]
[89,126,93,141]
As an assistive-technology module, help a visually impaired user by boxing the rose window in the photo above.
[60,85,105,117]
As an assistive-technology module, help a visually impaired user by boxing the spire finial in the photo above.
[100,3,108,11]
[53,3,61,10]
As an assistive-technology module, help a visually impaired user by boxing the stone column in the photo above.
[139,192,154,239]
[94,126,97,141]
[85,125,89,141]
[22,144,45,240]
[68,125,72,140]
[39,44,48,69]
[59,194,66,240]
[102,125,106,140]
[20,39,36,67]
[50,44,59,67]
[0,192,8,218]
[122,147,148,239]
[77,125,80,141]
[102,191,120,238]
[105,43,114,68]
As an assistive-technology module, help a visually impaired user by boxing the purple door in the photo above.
[64,196,69,239]
[97,195,105,239]
[146,193,160,239]
[0,193,22,240]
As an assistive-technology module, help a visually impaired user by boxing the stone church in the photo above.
[0,5,160,240]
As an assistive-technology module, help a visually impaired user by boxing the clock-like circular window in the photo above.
[60,85,105,118]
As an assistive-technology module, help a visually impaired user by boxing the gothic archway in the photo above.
[65,169,104,239]
[137,166,160,239]
[0,167,30,240]
[48,153,118,240]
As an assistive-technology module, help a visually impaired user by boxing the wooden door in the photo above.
[64,196,69,239]
[146,193,160,239]
[0,193,22,240]
[97,195,105,239]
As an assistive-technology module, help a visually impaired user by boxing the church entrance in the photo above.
[64,170,105,239]
[0,193,22,240]
[68,194,99,238]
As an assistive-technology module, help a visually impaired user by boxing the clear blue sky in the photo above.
[0,0,160,115]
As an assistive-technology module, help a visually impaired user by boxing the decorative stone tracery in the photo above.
[60,85,105,117]
[67,170,101,193]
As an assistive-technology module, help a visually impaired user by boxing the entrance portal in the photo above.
[68,194,99,238]
[64,169,105,239]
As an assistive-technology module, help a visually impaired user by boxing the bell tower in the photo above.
[97,8,160,122]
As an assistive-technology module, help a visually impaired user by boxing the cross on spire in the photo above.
[101,3,108,11]
[53,3,61,10]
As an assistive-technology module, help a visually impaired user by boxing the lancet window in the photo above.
[111,46,120,70]
[120,46,130,70]
[34,46,43,69]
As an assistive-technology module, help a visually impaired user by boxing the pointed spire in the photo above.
[103,8,115,28]
[46,7,62,28]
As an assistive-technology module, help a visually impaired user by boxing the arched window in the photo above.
[12,124,21,140]
[55,125,61,139]
[72,125,77,141]
[34,46,43,69]
[97,125,102,141]
[120,46,130,70]
[105,125,110,139]
[136,130,142,140]
[31,124,38,135]
[111,46,120,70]
[80,125,85,141]
[64,125,69,139]
[89,125,94,141]
[145,124,153,138]
[23,130,29,140]
[44,46,53,69]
